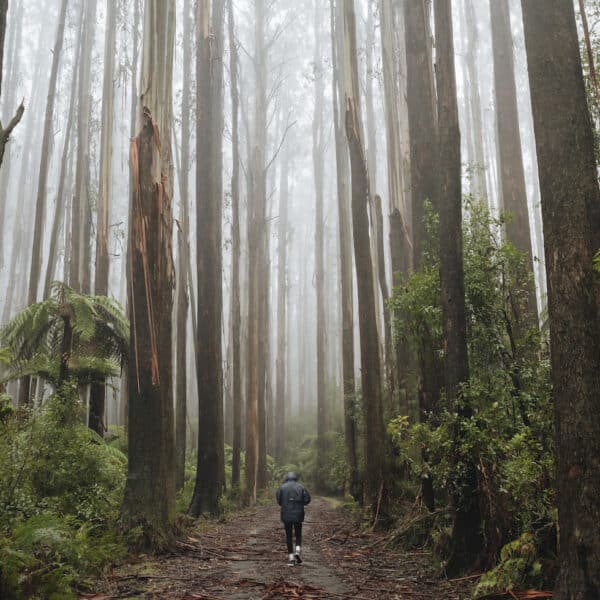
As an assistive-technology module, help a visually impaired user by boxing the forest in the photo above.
[0,0,599,598]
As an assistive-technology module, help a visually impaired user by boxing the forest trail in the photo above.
[88,497,473,600]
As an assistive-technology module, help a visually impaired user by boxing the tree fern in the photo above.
[0,282,129,391]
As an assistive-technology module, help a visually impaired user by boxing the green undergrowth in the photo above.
[474,533,543,597]
[0,385,127,599]
[387,200,557,592]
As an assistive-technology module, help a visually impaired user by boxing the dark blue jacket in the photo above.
[276,473,311,523]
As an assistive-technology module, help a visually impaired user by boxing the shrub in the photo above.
[0,514,125,600]
[389,199,555,576]
[474,533,543,597]
[0,390,126,598]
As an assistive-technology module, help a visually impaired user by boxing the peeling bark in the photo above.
[122,0,176,548]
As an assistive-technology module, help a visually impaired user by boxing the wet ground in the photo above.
[84,497,474,599]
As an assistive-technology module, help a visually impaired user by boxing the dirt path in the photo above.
[88,497,473,599]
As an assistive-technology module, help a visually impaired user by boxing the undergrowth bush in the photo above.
[389,199,556,588]
[0,386,126,599]
[474,533,543,598]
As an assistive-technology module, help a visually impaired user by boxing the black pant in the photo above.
[284,522,302,554]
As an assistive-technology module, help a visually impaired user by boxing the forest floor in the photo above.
[84,497,475,600]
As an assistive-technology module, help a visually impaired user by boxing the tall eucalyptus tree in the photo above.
[121,0,176,547]
[228,0,243,489]
[490,0,538,323]
[342,0,387,519]
[90,0,118,437]
[404,0,441,511]
[69,0,97,294]
[190,0,226,517]
[28,0,69,306]
[175,0,193,491]
[330,0,358,499]
[435,0,483,573]
[313,0,327,492]
[522,1,600,594]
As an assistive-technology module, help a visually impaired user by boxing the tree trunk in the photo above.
[490,0,538,324]
[58,310,74,389]
[404,0,437,266]
[373,193,394,414]
[404,0,441,512]
[174,0,192,491]
[25,0,73,408]
[0,0,24,172]
[224,326,233,447]
[245,150,260,504]
[342,0,387,521]
[0,0,6,98]
[0,0,22,270]
[228,0,242,490]
[190,0,225,517]
[579,0,600,112]
[435,0,483,574]
[120,0,141,434]
[89,0,117,437]
[121,0,176,549]
[464,0,488,201]
[379,0,411,416]
[274,140,288,463]
[7,39,46,405]
[44,6,84,299]
[244,0,268,506]
[257,235,270,491]
[313,0,328,492]
[330,0,358,500]
[28,0,68,307]
[365,0,385,381]
[69,0,97,293]
[521,2,600,596]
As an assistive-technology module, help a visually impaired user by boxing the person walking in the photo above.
[276,472,311,566]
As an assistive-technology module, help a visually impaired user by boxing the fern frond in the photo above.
[70,355,121,383]
[1,352,59,387]
[68,292,98,342]
[93,296,130,354]
[0,347,11,365]
[0,299,58,358]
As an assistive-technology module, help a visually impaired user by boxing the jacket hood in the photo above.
[285,472,298,482]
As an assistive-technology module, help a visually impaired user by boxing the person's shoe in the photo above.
[287,553,295,566]
[295,545,302,564]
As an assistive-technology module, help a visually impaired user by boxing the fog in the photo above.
[0,0,556,429]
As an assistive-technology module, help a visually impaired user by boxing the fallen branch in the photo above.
[115,574,171,581]
[366,507,449,549]
[324,530,351,544]
[448,572,483,582]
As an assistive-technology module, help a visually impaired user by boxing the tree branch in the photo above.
[265,118,296,172]
[0,100,25,166]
